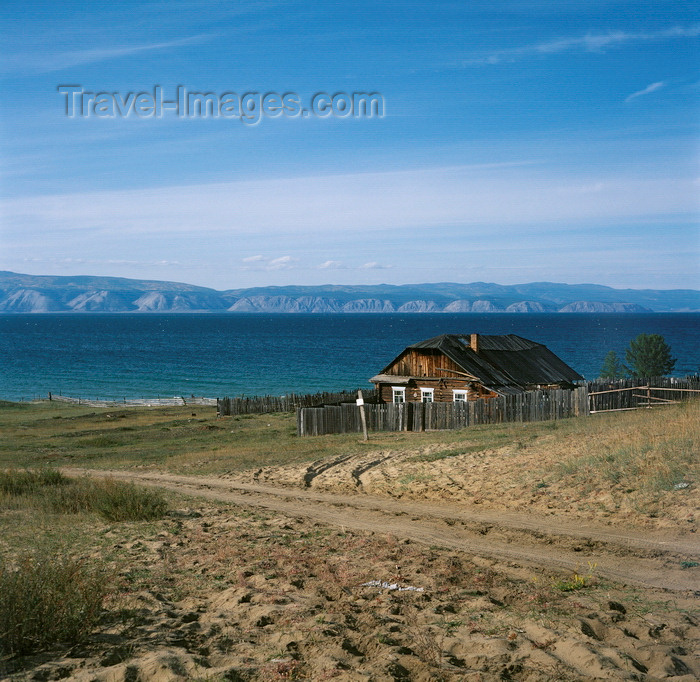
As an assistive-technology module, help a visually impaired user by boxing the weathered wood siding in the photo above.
[377,349,500,403]
[384,349,465,378]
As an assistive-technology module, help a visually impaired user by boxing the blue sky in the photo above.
[0,0,698,290]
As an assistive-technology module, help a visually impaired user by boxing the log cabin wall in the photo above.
[385,350,466,378]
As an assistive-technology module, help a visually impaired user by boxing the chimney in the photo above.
[470,333,479,353]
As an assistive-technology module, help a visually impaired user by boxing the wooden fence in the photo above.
[217,389,378,416]
[297,386,590,436]
[588,377,700,412]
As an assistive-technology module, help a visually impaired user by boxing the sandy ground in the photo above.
[1,458,691,682]
[237,435,698,534]
[3,438,699,682]
[64,468,700,594]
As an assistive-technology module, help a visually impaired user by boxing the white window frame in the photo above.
[420,387,434,403]
[453,389,468,403]
[392,386,406,404]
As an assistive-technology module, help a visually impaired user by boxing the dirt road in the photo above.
[64,468,700,593]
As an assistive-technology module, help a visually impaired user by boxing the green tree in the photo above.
[624,333,676,377]
[599,350,626,380]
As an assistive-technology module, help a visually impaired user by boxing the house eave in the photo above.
[370,374,412,385]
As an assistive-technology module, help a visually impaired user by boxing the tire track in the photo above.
[350,453,395,487]
[300,453,358,487]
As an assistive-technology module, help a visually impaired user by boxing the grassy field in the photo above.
[0,400,411,472]
[1,398,697,488]
[0,399,551,473]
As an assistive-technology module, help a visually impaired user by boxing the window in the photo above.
[420,387,434,403]
[392,387,405,403]
[453,390,468,403]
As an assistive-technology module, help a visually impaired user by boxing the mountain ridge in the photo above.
[0,271,697,313]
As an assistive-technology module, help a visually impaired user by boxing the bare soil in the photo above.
[6,457,688,682]
[64,468,700,594]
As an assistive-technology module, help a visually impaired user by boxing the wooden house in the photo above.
[370,333,583,404]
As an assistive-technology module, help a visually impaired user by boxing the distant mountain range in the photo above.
[0,271,698,313]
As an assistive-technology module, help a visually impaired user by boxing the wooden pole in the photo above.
[647,387,700,393]
[631,394,677,402]
[588,386,648,396]
[357,389,369,441]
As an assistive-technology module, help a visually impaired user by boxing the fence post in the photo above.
[357,390,368,440]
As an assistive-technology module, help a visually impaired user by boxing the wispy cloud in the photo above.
[3,166,695,242]
[268,255,296,270]
[473,24,700,65]
[23,257,182,267]
[359,262,391,270]
[240,255,297,271]
[625,81,665,102]
[1,34,213,74]
[318,260,393,270]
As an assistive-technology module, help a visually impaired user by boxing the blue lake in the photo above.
[0,313,698,401]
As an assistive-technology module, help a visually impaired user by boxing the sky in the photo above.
[0,0,698,291]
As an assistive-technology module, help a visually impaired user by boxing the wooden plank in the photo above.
[590,407,649,413]
[589,386,648,396]
[648,387,700,393]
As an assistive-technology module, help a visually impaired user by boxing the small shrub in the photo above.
[552,562,597,592]
[0,468,69,496]
[43,479,97,515]
[0,469,168,521]
[0,551,110,656]
[552,573,587,592]
[91,479,168,522]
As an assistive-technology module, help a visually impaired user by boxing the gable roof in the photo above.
[377,334,582,393]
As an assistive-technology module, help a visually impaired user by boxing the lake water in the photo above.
[0,313,698,401]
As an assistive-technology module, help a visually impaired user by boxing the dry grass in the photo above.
[0,549,110,657]
[546,402,698,510]
[0,469,172,664]
[0,469,168,521]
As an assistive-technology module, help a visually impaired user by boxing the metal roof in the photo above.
[381,333,582,391]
